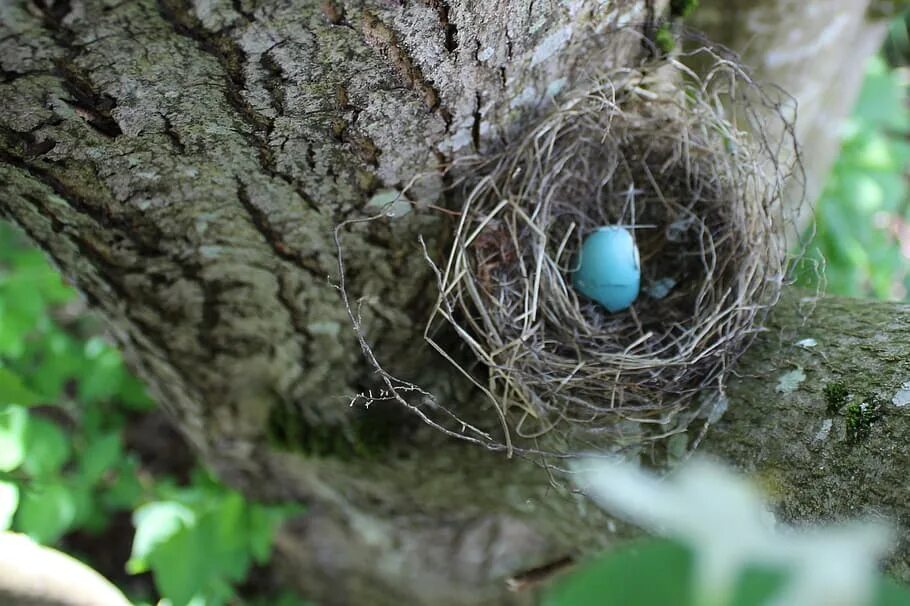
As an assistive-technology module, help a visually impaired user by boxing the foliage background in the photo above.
[0,222,304,605]
[796,17,910,300]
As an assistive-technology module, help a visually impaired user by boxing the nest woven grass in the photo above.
[425,45,803,457]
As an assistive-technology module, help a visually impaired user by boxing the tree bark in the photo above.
[1,1,906,605]
[704,294,910,583]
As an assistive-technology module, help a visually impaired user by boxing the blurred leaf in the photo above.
[16,481,76,543]
[852,55,907,130]
[0,368,40,407]
[543,538,910,606]
[129,488,296,606]
[875,577,910,605]
[22,416,70,477]
[0,275,46,334]
[129,501,196,574]
[555,545,775,606]
[79,350,126,403]
[117,376,155,410]
[102,460,144,510]
[79,432,122,485]
[855,134,897,171]
[842,173,885,212]
[543,540,696,606]
[27,333,80,401]
[0,406,28,472]
[68,480,100,531]
[0,481,19,530]
[248,505,288,564]
[0,311,28,358]
[148,526,210,606]
[205,492,251,581]
[731,566,791,606]
[800,51,910,301]
[83,337,107,360]
[7,247,73,303]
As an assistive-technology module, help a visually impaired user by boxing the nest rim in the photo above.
[426,44,804,457]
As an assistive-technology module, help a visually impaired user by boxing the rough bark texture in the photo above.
[0,1,905,605]
[705,294,910,582]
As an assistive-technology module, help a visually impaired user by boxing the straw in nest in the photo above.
[426,45,803,456]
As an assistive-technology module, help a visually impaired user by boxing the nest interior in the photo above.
[430,53,801,454]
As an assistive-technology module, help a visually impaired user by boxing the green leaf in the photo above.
[0,310,28,358]
[543,539,790,606]
[147,527,210,606]
[0,406,28,472]
[22,416,70,477]
[852,56,908,131]
[207,492,251,581]
[70,480,104,530]
[129,501,196,574]
[79,351,126,403]
[15,481,76,543]
[841,173,884,213]
[543,539,910,606]
[0,368,40,407]
[116,376,154,410]
[874,576,910,605]
[27,332,80,401]
[101,460,144,510]
[79,432,122,485]
[247,506,285,564]
[0,274,46,334]
[802,51,910,301]
[729,565,789,606]
[0,481,19,530]
[543,539,695,606]
[9,249,74,304]
[133,490,288,606]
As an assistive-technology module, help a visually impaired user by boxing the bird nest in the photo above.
[425,46,803,456]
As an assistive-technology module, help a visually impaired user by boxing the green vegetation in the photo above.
[670,0,699,19]
[544,538,910,606]
[797,55,910,300]
[544,539,787,606]
[844,394,884,445]
[822,382,886,443]
[654,23,676,54]
[655,0,699,56]
[0,222,302,605]
[823,381,849,414]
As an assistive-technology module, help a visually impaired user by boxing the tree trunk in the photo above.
[1,1,904,605]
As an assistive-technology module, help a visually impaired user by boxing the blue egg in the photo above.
[572,227,641,312]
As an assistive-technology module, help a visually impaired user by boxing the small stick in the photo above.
[505,555,576,593]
